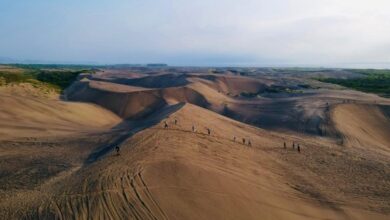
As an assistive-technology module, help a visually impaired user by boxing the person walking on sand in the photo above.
[233,136,236,142]
[115,146,120,156]
[164,121,168,129]
[284,142,286,149]
[192,125,196,132]
[248,140,252,146]
[174,119,178,125]
[297,144,301,153]
[207,128,211,136]
[242,138,246,144]
[292,142,295,149]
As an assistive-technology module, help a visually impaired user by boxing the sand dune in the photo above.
[26,104,388,220]
[332,104,390,156]
[67,73,390,136]
[0,87,120,139]
[65,73,274,120]
[188,74,270,96]
[1,70,389,219]
[66,80,211,119]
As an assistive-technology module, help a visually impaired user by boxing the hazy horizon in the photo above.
[1,0,390,68]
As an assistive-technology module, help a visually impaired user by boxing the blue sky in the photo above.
[0,0,390,67]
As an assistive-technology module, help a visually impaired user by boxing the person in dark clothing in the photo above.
[164,121,168,128]
[233,136,236,142]
[174,119,178,125]
[284,142,286,149]
[248,140,252,146]
[192,125,196,132]
[207,128,211,135]
[243,138,246,144]
[115,146,120,156]
[292,142,295,149]
[297,144,301,153]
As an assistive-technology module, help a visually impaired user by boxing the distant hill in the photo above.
[0,57,18,64]
[147,63,168,67]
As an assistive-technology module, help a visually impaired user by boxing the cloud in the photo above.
[0,0,389,67]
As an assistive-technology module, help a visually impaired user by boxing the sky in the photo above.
[0,0,390,67]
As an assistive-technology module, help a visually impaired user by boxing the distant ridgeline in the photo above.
[0,64,94,92]
[315,69,390,98]
[147,63,168,67]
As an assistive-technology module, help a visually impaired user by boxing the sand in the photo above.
[0,70,389,219]
[0,85,120,139]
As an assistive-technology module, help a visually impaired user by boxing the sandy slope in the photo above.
[12,104,383,220]
[332,104,390,156]
[0,86,120,139]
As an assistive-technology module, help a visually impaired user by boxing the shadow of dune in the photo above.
[64,81,168,119]
[91,73,190,88]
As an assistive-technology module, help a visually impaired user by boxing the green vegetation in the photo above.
[11,63,98,70]
[35,71,83,90]
[0,71,34,84]
[240,85,306,98]
[316,69,390,97]
[240,91,260,98]
[0,64,93,92]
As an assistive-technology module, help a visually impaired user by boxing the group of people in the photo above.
[164,118,178,128]
[165,119,254,146]
[233,136,252,146]
[192,124,212,136]
[164,119,213,136]
[115,118,304,156]
[116,118,258,156]
[283,141,301,153]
